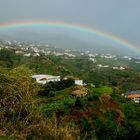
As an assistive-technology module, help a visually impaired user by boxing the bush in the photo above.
[39,79,74,96]
[0,66,39,138]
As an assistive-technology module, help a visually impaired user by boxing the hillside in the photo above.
[0,40,140,89]
[0,40,140,140]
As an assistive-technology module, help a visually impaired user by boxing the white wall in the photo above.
[32,75,60,84]
[75,80,83,86]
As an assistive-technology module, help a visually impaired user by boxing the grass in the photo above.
[37,86,113,115]
[37,87,76,115]
[92,86,113,95]
[38,97,76,115]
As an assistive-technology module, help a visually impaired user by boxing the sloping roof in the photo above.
[39,78,48,81]
[64,76,80,80]
[32,74,60,80]
[125,90,140,98]
[32,74,47,78]
[127,94,140,98]
[125,90,140,95]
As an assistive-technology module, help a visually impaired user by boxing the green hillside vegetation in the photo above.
[0,66,79,140]
[0,48,140,139]
[91,86,113,95]
[0,48,139,90]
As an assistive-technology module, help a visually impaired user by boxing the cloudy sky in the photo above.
[0,0,140,54]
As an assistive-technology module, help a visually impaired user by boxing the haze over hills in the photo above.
[0,0,140,56]
[0,28,139,56]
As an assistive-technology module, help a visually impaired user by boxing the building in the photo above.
[32,74,60,84]
[123,90,140,103]
[63,76,83,86]
[113,66,125,70]
[75,80,83,86]
[23,53,31,57]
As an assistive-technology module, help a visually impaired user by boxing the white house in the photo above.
[120,66,125,70]
[33,53,40,56]
[97,64,109,68]
[112,66,125,70]
[75,80,83,86]
[23,53,31,57]
[32,74,61,84]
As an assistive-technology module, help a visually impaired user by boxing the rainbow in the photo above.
[0,21,139,54]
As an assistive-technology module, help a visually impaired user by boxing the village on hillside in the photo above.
[32,74,140,103]
[32,74,90,98]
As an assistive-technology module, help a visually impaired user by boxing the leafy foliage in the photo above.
[38,79,74,96]
[0,66,79,140]
[0,48,140,139]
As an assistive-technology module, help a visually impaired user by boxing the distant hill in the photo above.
[0,28,139,56]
